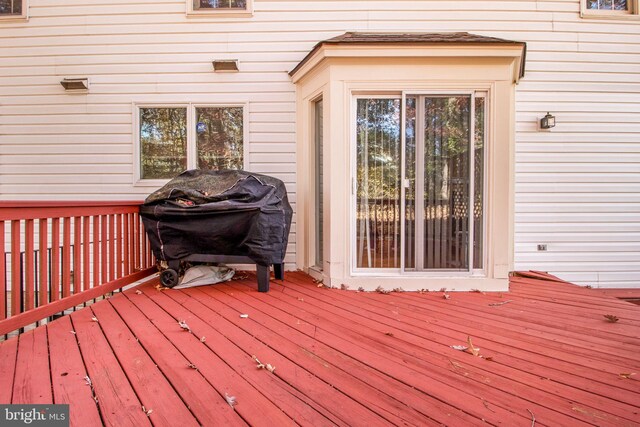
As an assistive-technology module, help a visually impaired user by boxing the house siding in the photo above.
[0,1,638,286]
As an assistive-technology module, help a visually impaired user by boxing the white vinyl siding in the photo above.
[0,1,638,286]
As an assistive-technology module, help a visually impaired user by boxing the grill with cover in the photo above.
[140,169,293,291]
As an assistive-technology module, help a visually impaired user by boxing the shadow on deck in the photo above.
[1,271,639,426]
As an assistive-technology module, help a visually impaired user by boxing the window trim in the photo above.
[186,0,253,18]
[580,0,640,19]
[134,102,249,186]
[0,0,28,21]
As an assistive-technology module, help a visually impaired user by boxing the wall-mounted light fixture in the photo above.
[60,78,89,91]
[212,59,239,72]
[539,112,556,129]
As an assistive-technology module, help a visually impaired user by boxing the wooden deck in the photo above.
[1,271,639,427]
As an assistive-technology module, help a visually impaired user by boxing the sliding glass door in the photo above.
[354,93,485,273]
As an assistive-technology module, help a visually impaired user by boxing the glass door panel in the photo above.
[355,98,402,269]
[422,96,471,270]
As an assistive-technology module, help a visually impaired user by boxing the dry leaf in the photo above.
[384,332,394,337]
[451,345,468,352]
[69,331,76,335]
[619,372,636,379]
[187,363,197,370]
[340,284,349,290]
[443,294,451,300]
[375,286,390,295]
[467,336,481,357]
[483,356,495,362]
[155,284,168,291]
[178,320,191,333]
[527,409,536,426]
[488,300,513,307]
[239,314,249,319]
[91,317,98,322]
[142,406,153,416]
[604,315,619,323]
[84,376,92,386]
[200,336,206,343]
[135,290,143,295]
[266,364,276,373]
[225,393,236,408]
[449,359,463,370]
[471,289,485,294]
[297,297,304,302]
[252,355,265,369]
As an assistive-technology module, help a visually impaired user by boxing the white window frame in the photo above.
[186,0,253,17]
[134,103,249,186]
[581,0,640,19]
[0,0,28,21]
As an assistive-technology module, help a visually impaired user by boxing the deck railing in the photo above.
[0,201,156,336]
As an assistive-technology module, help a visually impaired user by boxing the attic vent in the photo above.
[212,60,239,72]
[60,78,89,91]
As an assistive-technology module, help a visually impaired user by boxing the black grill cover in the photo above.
[140,169,292,266]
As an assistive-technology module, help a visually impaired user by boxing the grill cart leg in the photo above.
[256,264,270,292]
[274,263,284,280]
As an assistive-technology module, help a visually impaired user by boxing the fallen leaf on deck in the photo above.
[239,314,249,319]
[187,363,197,370]
[451,345,468,352]
[155,284,168,291]
[604,314,619,323]
[135,290,143,295]
[467,336,481,357]
[178,320,191,333]
[384,332,394,337]
[266,364,276,373]
[297,297,304,302]
[619,372,636,379]
[483,356,495,362]
[471,289,485,294]
[84,376,92,386]
[252,355,265,369]
[142,406,153,416]
[340,284,349,290]
[527,409,536,426]
[449,359,463,370]
[488,300,513,307]
[375,286,391,295]
[225,393,237,408]
[200,336,206,343]
[69,331,76,335]
[91,317,98,322]
[443,294,451,300]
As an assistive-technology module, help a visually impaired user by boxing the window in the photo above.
[581,0,639,18]
[137,105,246,181]
[587,0,628,10]
[0,0,27,19]
[187,0,253,16]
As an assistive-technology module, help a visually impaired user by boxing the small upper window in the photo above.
[582,0,638,18]
[195,0,246,10]
[0,0,27,19]
[587,0,628,10]
[187,0,253,16]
